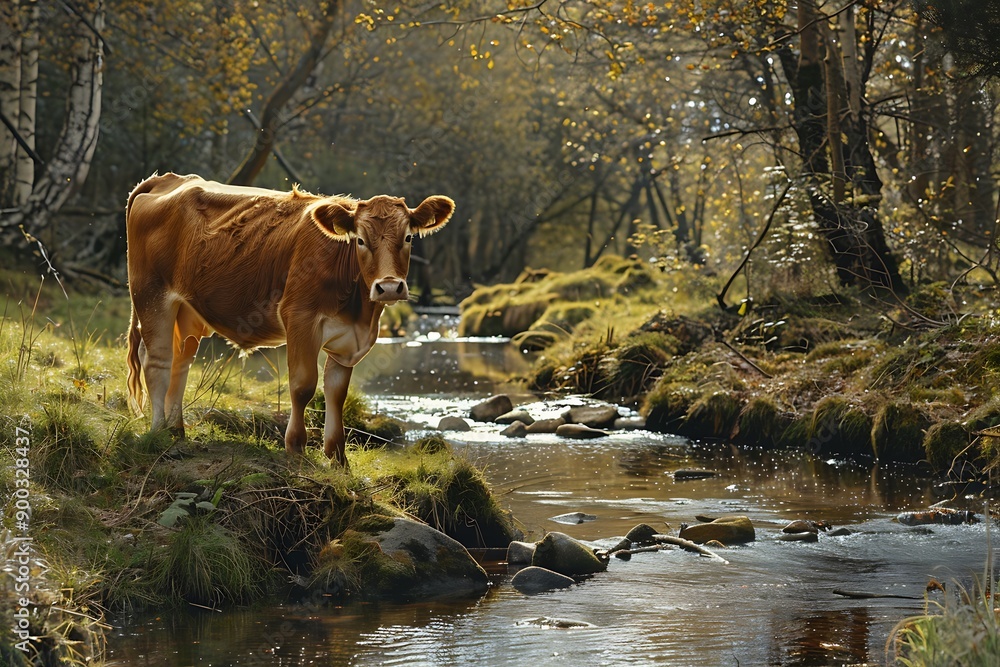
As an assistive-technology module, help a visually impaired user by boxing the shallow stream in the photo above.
[106,332,993,666]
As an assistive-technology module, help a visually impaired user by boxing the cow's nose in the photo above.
[371,278,409,303]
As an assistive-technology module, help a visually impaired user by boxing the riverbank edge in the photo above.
[458,257,1000,478]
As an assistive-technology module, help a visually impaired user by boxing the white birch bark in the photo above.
[0,0,22,206]
[15,0,38,205]
[1,0,104,233]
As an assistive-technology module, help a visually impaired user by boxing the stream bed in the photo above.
[106,335,993,666]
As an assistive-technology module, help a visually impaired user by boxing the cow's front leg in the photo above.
[323,354,353,468]
[284,331,320,456]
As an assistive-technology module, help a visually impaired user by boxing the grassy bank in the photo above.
[0,276,513,666]
[460,259,1000,474]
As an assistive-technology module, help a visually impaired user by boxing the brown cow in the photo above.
[124,173,454,467]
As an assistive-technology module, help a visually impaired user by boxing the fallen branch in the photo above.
[653,534,729,564]
[719,339,773,378]
[609,544,670,560]
[832,589,922,600]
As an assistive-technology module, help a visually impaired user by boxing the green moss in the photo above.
[681,390,742,440]
[597,332,679,401]
[356,447,516,548]
[966,396,1000,432]
[776,416,812,449]
[616,266,656,294]
[308,529,411,599]
[808,396,873,457]
[642,381,701,433]
[872,401,931,463]
[733,396,787,448]
[535,301,597,333]
[359,415,405,444]
[923,421,970,473]
[457,257,656,339]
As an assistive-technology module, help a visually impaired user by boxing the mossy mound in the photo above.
[642,382,702,433]
[367,444,518,548]
[872,401,932,463]
[732,396,789,448]
[458,256,657,339]
[923,421,971,473]
[596,332,679,402]
[680,390,742,440]
[807,396,873,457]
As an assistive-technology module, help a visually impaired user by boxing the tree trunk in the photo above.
[228,3,337,186]
[0,0,21,206]
[15,0,38,204]
[784,0,906,295]
[0,0,104,236]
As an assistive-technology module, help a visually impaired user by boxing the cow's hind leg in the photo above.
[323,354,353,469]
[135,293,180,433]
[163,303,206,436]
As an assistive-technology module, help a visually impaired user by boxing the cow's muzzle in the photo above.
[371,278,409,303]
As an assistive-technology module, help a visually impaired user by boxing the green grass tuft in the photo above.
[153,517,264,606]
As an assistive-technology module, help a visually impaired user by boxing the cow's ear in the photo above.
[410,196,455,237]
[312,202,355,237]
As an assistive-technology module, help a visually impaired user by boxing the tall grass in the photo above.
[890,503,1000,666]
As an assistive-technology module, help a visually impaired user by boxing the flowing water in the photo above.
[106,333,994,666]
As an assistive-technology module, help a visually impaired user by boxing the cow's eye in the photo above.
[404,234,412,243]
[356,237,365,247]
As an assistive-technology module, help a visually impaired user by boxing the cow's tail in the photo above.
[124,174,161,417]
[126,303,146,417]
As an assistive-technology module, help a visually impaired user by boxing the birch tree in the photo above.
[0,0,105,237]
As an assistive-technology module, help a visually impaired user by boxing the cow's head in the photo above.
[312,194,454,303]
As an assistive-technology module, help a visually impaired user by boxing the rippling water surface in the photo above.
[107,337,992,666]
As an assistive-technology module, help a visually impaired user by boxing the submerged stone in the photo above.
[625,523,660,545]
[507,540,536,565]
[781,520,830,534]
[548,512,597,525]
[896,508,978,526]
[776,532,818,543]
[673,469,716,480]
[515,616,595,629]
[613,416,647,430]
[511,566,576,594]
[556,423,609,439]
